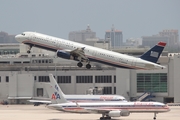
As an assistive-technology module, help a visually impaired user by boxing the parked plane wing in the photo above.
[28,100,51,104]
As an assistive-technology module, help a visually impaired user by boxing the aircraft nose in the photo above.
[165,104,171,112]
[15,34,23,43]
[15,34,20,39]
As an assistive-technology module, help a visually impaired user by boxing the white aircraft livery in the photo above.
[15,32,166,70]
[28,74,127,105]
[45,83,170,120]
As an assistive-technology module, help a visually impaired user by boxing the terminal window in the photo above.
[95,75,112,83]
[114,76,116,83]
[57,76,71,83]
[6,76,9,82]
[38,76,50,82]
[114,87,116,94]
[76,76,93,83]
[137,73,167,93]
[103,87,112,94]
[37,88,43,97]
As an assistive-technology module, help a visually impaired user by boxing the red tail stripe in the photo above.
[158,42,166,47]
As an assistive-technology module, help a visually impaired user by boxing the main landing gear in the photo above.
[153,113,157,120]
[77,62,91,69]
[86,63,91,69]
[27,45,33,54]
[100,114,111,120]
[77,62,83,68]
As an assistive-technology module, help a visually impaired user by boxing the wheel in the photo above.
[77,62,83,67]
[27,50,31,54]
[154,117,156,120]
[86,64,91,69]
[100,117,104,120]
[105,116,111,119]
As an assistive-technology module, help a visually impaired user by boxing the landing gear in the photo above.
[76,58,91,69]
[100,114,111,120]
[27,45,32,54]
[27,50,31,54]
[77,62,83,67]
[100,116,111,119]
[153,113,157,120]
[86,64,91,69]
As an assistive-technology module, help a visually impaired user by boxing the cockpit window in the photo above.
[21,33,25,36]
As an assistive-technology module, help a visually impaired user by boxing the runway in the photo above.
[0,105,179,120]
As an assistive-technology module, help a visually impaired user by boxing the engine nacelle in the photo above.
[120,110,130,116]
[108,111,121,117]
[108,110,130,117]
[57,50,72,59]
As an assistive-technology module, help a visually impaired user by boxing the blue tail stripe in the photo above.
[140,45,165,63]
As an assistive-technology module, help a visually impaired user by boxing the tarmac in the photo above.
[0,105,180,120]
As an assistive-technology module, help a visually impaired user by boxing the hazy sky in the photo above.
[0,0,179,40]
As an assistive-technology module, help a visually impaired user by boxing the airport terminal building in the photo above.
[0,44,180,104]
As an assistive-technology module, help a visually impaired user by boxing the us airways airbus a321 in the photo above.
[15,32,166,70]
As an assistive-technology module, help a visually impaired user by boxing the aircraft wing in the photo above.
[70,47,89,61]
[85,108,116,113]
[84,108,130,115]
[28,100,51,104]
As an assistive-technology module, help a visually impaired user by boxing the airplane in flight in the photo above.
[45,83,170,120]
[28,74,127,105]
[15,32,166,70]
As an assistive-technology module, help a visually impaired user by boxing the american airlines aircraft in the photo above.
[15,32,166,70]
[28,74,126,105]
[45,83,170,120]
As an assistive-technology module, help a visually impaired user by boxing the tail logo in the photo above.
[150,51,159,58]
[51,92,61,99]
[55,85,59,91]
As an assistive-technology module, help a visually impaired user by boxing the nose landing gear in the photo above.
[153,113,157,120]
[27,45,33,54]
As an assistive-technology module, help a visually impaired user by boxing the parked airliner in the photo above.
[45,83,170,120]
[15,32,166,70]
[28,74,126,105]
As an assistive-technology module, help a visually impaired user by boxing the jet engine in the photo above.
[108,110,130,117]
[57,50,74,60]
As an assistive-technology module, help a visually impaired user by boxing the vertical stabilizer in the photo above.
[44,83,67,104]
[140,42,166,63]
[49,74,65,95]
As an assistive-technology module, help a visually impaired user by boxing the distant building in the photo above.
[75,39,110,50]
[0,31,18,43]
[142,35,169,47]
[69,25,96,41]
[142,29,179,48]
[105,25,123,48]
[0,43,19,55]
[125,38,142,46]
[159,29,179,46]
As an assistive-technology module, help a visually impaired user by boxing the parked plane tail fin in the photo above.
[140,42,166,63]
[49,74,65,96]
[44,83,67,104]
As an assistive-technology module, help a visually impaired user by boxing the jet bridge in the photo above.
[131,92,155,101]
